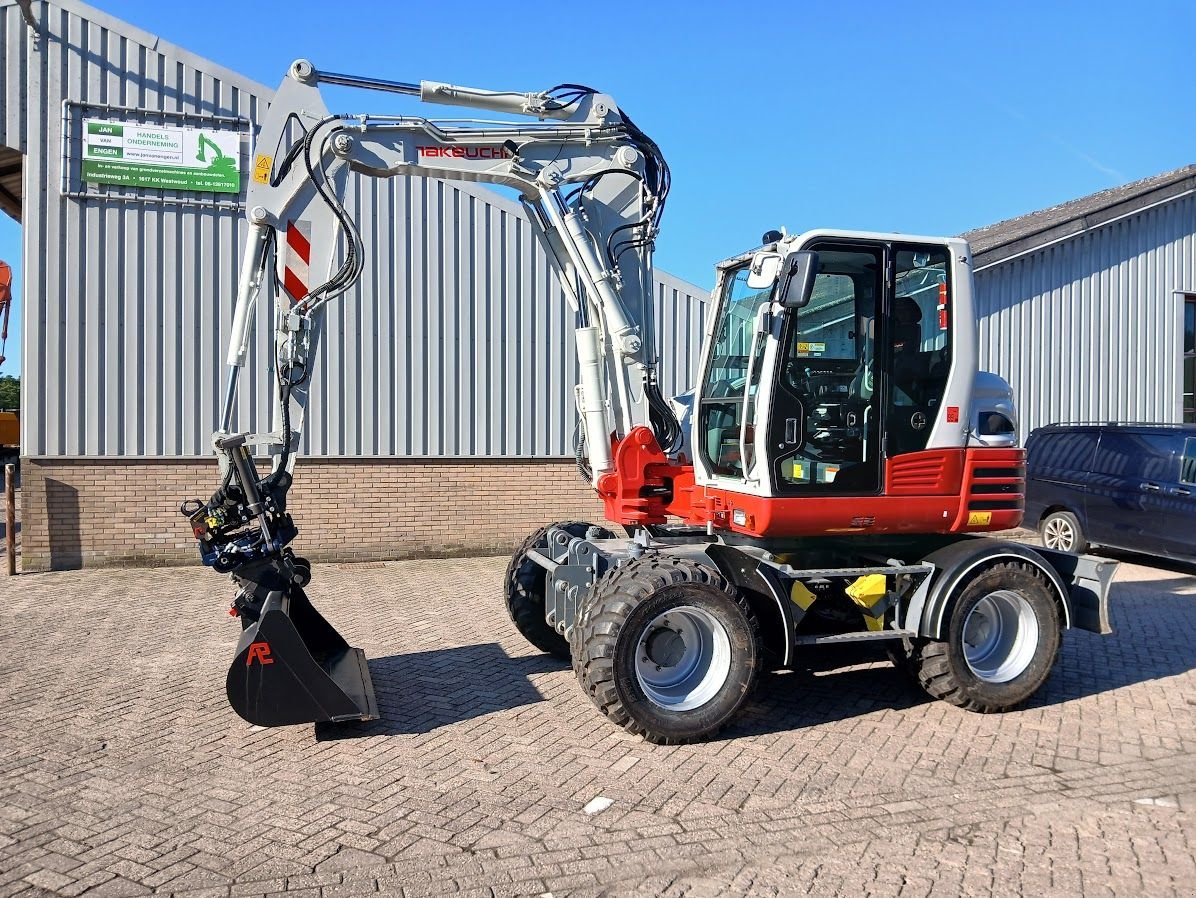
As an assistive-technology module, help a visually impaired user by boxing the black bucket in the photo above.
[225,587,379,727]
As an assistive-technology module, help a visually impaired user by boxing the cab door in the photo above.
[884,245,955,458]
[765,241,884,494]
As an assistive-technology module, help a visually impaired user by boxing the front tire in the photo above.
[505,521,614,659]
[1040,510,1088,553]
[913,561,1061,712]
[572,555,760,744]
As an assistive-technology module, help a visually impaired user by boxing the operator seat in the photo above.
[833,297,930,491]
[891,296,930,404]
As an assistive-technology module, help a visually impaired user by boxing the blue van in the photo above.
[1025,423,1196,561]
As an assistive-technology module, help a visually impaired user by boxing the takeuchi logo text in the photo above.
[417,145,512,160]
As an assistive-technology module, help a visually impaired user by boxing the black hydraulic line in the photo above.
[574,424,592,483]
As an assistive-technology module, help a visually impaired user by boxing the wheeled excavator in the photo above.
[183,61,1116,743]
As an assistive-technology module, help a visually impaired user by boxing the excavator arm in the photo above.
[222,60,676,481]
[182,61,681,726]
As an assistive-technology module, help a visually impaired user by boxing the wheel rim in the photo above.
[962,589,1039,683]
[1043,516,1075,550]
[634,605,732,711]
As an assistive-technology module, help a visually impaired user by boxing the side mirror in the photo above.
[746,251,782,290]
[778,250,819,309]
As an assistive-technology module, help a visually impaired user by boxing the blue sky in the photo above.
[1,0,1192,370]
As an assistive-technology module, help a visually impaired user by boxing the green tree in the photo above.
[0,375,18,411]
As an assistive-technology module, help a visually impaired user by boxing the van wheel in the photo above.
[1040,510,1087,553]
[913,561,1061,713]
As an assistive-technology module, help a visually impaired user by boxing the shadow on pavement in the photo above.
[315,642,562,740]
[728,663,931,739]
[727,578,1196,738]
[318,570,1196,742]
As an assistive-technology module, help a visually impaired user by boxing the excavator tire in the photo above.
[911,560,1061,712]
[505,521,615,659]
[571,554,760,744]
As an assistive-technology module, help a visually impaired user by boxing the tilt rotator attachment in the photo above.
[180,434,378,727]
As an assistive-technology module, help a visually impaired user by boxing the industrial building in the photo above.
[4,1,1194,571]
[967,165,1196,436]
[2,0,707,570]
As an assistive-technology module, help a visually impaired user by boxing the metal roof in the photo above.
[964,164,1196,269]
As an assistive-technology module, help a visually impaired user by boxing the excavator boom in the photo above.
[183,60,680,727]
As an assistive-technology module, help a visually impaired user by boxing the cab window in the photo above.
[699,265,771,476]
[887,247,952,455]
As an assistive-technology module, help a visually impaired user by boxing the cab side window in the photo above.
[887,247,952,455]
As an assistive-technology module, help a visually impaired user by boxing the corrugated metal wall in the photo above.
[974,192,1196,440]
[7,0,710,460]
[304,178,709,458]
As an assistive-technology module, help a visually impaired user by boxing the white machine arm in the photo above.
[220,59,680,484]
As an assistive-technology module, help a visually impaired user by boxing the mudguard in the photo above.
[903,538,1115,639]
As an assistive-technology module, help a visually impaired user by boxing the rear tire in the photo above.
[1039,510,1088,553]
[572,555,760,744]
[505,521,614,659]
[912,561,1061,712]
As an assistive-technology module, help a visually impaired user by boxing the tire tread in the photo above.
[912,560,1062,713]
[571,554,760,744]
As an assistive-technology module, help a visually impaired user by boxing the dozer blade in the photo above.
[226,587,379,727]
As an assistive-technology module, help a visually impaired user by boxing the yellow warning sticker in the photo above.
[794,341,827,356]
[252,154,273,184]
[968,511,993,526]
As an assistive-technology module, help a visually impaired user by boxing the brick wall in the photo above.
[19,457,609,571]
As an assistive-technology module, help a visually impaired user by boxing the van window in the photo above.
[1095,432,1148,480]
[1183,438,1196,486]
[1136,433,1180,481]
[1030,430,1097,477]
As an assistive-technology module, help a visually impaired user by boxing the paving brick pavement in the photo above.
[1,552,1194,897]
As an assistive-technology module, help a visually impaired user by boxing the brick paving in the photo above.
[1,552,1194,897]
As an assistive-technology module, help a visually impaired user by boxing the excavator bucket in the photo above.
[225,587,379,727]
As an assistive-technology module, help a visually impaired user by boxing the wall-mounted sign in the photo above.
[82,120,241,194]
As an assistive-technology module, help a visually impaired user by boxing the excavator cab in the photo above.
[688,232,1022,537]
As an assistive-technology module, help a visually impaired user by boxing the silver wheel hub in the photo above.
[1043,517,1074,550]
[634,605,732,711]
[962,589,1039,683]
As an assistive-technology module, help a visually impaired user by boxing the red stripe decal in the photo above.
[286,221,311,263]
[283,268,307,301]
